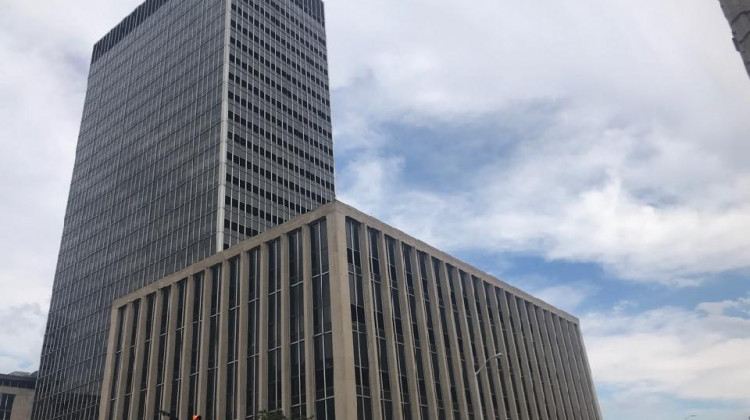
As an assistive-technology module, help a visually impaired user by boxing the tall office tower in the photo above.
[98,202,602,420]
[719,0,750,77]
[33,0,334,418]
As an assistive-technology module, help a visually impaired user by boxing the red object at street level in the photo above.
[192,416,202,420]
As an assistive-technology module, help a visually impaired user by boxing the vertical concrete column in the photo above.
[113,305,135,420]
[533,307,561,418]
[197,269,214,416]
[257,243,269,412]
[454,270,483,419]
[573,324,604,420]
[376,232,403,420]
[161,283,180,415]
[497,290,531,420]
[509,296,540,419]
[463,275,497,420]
[566,322,596,420]
[359,223,383,420]
[129,296,150,420]
[487,287,521,420]
[327,212,357,420]
[546,315,575,419]
[517,300,550,420]
[392,239,421,420]
[408,249,438,420]
[178,276,197,419]
[424,256,454,416]
[555,316,583,417]
[532,308,564,420]
[99,307,122,419]
[476,281,508,420]
[559,320,589,420]
[216,262,231,420]
[237,251,251,417]
[145,291,166,420]
[302,225,317,418]
[215,0,232,251]
[280,233,292,415]
[439,263,469,417]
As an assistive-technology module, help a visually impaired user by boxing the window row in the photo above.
[226,150,330,203]
[343,221,600,420]
[229,127,333,176]
[231,3,327,70]
[242,0,327,45]
[228,108,332,156]
[103,219,333,420]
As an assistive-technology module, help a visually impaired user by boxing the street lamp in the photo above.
[158,411,179,420]
[159,410,200,420]
[474,352,503,420]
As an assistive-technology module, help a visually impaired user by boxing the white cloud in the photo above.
[0,0,143,370]
[598,390,750,420]
[583,296,750,405]
[530,283,599,314]
[328,3,750,415]
[0,9,748,420]
[0,304,46,373]
[331,0,750,286]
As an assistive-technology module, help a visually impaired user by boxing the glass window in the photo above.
[417,252,444,418]
[0,393,15,420]
[227,258,241,420]
[311,220,335,420]
[137,293,156,419]
[471,277,500,419]
[289,230,306,417]
[122,300,141,420]
[368,228,393,419]
[385,236,412,420]
[346,219,371,420]
[246,249,261,420]
[169,280,187,416]
[107,307,126,420]
[432,258,460,419]
[188,273,204,418]
[207,265,222,419]
[153,287,171,420]
[446,265,474,417]
[267,240,282,411]
[402,245,428,419]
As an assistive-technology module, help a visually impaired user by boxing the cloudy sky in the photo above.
[1,0,750,418]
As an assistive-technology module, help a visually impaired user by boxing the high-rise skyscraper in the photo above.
[34,0,334,418]
[719,0,750,77]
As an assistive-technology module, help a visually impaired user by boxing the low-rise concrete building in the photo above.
[0,372,36,420]
[99,201,602,420]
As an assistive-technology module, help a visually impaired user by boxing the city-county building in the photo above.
[1,372,36,420]
[100,202,602,420]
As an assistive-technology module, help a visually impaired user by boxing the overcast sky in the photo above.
[1,0,750,419]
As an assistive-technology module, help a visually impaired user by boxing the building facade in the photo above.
[719,0,750,77]
[0,373,36,420]
[100,202,602,420]
[34,0,334,419]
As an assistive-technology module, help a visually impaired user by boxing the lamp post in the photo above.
[158,411,179,420]
[474,352,503,420]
